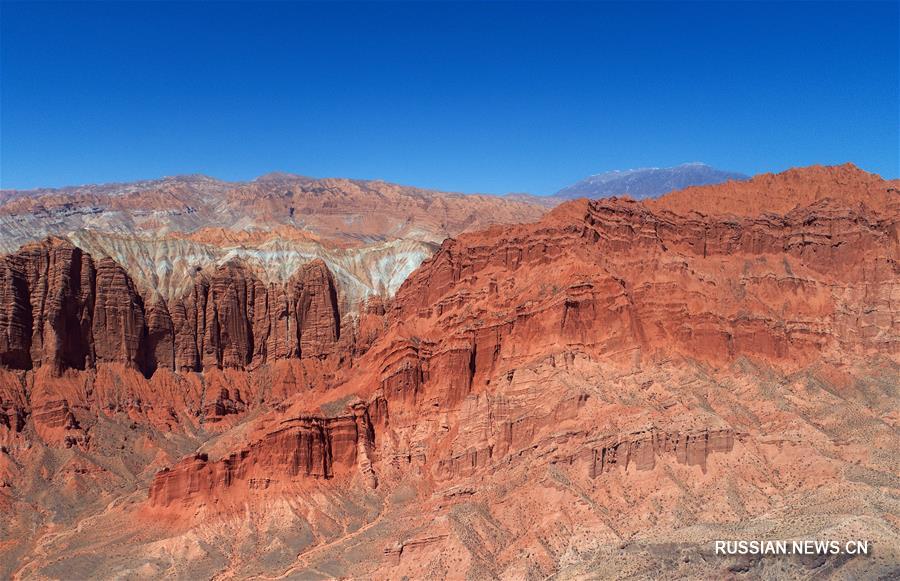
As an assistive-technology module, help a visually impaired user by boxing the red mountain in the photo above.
[0,164,897,579]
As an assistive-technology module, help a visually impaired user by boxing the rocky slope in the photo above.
[0,173,550,250]
[66,228,436,313]
[0,174,550,314]
[650,162,897,216]
[0,164,898,579]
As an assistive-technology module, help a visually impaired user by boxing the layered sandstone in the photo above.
[133,165,897,520]
[0,174,551,325]
[0,243,343,377]
[0,237,95,373]
[147,402,379,508]
[0,172,551,237]
[589,428,739,476]
[649,162,899,216]
[0,165,898,580]
[392,189,897,369]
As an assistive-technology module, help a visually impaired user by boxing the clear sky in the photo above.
[1,1,897,193]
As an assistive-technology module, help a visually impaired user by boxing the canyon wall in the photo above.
[0,239,342,376]
[148,402,379,508]
[1,164,898,579]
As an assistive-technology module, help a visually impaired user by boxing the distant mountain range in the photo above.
[0,173,549,309]
[555,162,747,200]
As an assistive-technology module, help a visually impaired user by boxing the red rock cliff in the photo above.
[1,166,898,579]
[0,245,342,377]
[391,177,898,370]
[147,402,378,508]
[0,237,95,373]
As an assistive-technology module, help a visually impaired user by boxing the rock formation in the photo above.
[0,174,551,253]
[0,246,343,377]
[0,237,95,373]
[0,174,550,316]
[148,402,378,508]
[589,428,738,476]
[0,164,898,579]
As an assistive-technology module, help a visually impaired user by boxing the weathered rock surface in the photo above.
[0,164,898,580]
[0,174,551,253]
[147,402,378,509]
[68,229,439,315]
[0,244,343,377]
[0,174,551,315]
[589,428,738,476]
[650,162,897,216]
[393,184,898,368]
[0,238,95,373]
[92,257,147,367]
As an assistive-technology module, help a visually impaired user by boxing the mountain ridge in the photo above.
[2,163,899,578]
[555,161,748,200]
[1,163,896,578]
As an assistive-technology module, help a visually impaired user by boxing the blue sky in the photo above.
[1,1,897,193]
